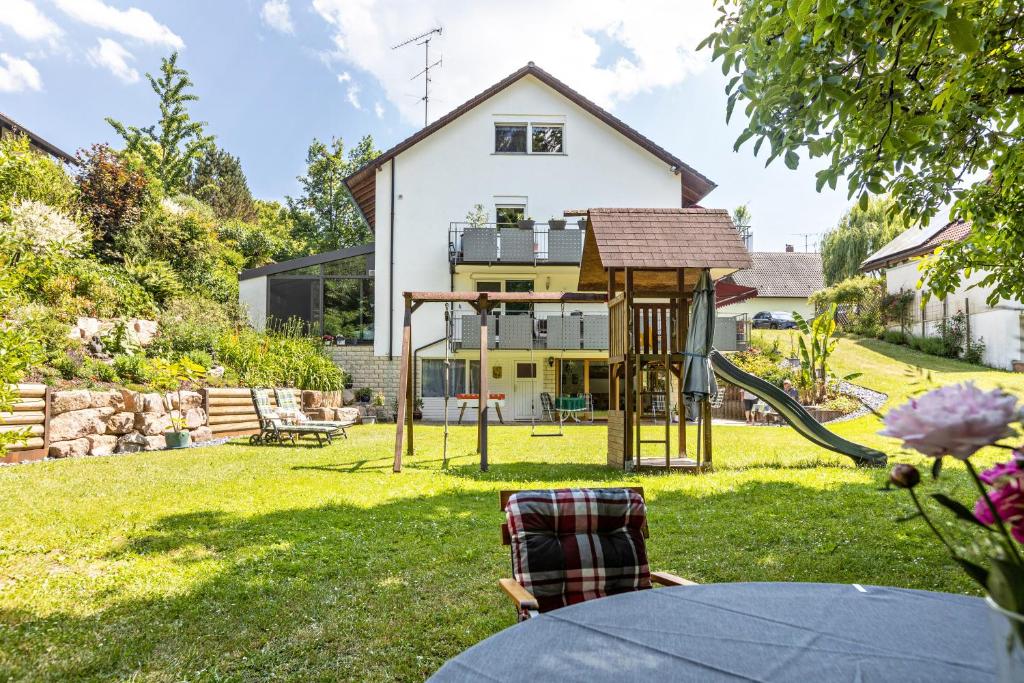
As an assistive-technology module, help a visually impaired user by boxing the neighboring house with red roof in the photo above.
[718,248,823,320]
[861,220,1024,370]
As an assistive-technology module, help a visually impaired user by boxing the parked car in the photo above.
[752,311,797,329]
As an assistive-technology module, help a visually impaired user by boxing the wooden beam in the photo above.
[677,268,687,458]
[406,314,415,456]
[478,294,489,471]
[624,267,634,470]
[405,291,607,304]
[394,295,413,472]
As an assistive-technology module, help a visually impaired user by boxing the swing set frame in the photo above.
[393,290,606,473]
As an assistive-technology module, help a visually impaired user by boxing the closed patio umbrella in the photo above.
[683,269,718,402]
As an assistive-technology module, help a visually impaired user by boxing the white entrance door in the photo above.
[513,362,538,420]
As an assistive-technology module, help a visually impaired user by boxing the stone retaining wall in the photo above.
[47,389,213,458]
[330,346,400,405]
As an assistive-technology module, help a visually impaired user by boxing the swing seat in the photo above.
[532,392,562,437]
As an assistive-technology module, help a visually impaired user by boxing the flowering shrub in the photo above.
[883,383,1024,620]
[3,199,87,255]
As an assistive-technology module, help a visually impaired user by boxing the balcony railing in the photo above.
[451,309,608,350]
[449,221,586,265]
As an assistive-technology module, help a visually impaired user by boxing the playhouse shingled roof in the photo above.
[577,208,751,294]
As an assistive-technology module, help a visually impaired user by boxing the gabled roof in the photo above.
[0,112,78,165]
[239,243,374,280]
[577,208,751,293]
[860,220,972,272]
[343,63,716,231]
[726,251,823,298]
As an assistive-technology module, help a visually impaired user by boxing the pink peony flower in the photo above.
[880,383,1021,459]
[974,480,1024,542]
[979,459,1024,485]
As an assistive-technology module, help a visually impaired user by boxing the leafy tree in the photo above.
[219,199,306,269]
[107,52,214,194]
[0,134,78,218]
[732,204,752,247]
[186,147,256,221]
[287,135,379,252]
[75,143,152,260]
[701,1,1024,304]
[820,195,909,285]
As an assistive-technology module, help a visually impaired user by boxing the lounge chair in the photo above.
[250,388,347,447]
[273,387,355,437]
[498,487,694,621]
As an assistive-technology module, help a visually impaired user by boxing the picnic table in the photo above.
[429,582,994,682]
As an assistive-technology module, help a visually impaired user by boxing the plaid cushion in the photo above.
[506,488,651,612]
[274,388,308,424]
[252,389,284,427]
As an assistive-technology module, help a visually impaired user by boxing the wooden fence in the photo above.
[2,384,50,464]
[204,387,266,438]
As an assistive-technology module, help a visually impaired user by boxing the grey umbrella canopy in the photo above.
[683,269,718,402]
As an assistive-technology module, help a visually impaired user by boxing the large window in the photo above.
[504,279,534,315]
[422,359,467,397]
[266,253,374,342]
[494,123,565,154]
[495,205,524,228]
[495,124,527,153]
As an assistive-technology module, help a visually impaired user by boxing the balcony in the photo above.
[449,221,586,266]
[451,309,608,350]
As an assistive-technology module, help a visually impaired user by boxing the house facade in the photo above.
[861,220,1024,370]
[241,64,746,420]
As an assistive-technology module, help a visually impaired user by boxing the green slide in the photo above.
[709,349,887,467]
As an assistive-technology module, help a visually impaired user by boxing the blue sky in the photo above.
[1,0,900,252]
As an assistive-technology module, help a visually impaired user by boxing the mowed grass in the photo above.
[2,334,1024,681]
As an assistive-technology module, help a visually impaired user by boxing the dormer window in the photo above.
[494,122,564,154]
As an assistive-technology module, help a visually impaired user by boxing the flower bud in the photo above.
[890,464,921,489]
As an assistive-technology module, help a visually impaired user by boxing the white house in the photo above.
[718,249,823,320]
[240,63,748,420]
[861,220,1024,370]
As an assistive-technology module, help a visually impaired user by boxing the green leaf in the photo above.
[956,557,990,589]
[946,14,979,54]
[988,558,1024,613]
[858,191,869,211]
[733,130,754,152]
[931,457,943,480]
[784,149,800,170]
[930,493,992,530]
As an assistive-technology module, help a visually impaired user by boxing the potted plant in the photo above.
[883,383,1024,680]
[548,216,567,230]
[466,203,488,229]
[322,334,334,346]
[517,216,535,231]
[150,357,206,449]
[355,387,373,404]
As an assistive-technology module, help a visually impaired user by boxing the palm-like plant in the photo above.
[792,304,861,403]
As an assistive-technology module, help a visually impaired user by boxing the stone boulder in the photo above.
[120,389,142,413]
[167,390,202,411]
[144,435,166,451]
[105,412,136,435]
[115,432,148,454]
[135,412,172,436]
[49,408,112,441]
[337,407,360,423]
[87,434,118,456]
[141,393,167,414]
[342,388,356,406]
[183,407,206,429]
[90,390,124,411]
[189,426,214,443]
[51,390,92,415]
[302,390,322,409]
[129,319,158,347]
[68,316,101,342]
[49,438,90,458]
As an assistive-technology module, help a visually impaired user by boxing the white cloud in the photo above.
[0,0,63,43]
[0,53,42,92]
[53,0,183,49]
[88,38,139,83]
[374,101,384,118]
[260,0,294,34]
[346,82,361,109]
[337,71,351,83]
[311,0,716,125]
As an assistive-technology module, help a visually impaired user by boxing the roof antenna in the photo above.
[392,27,443,127]
[790,232,819,252]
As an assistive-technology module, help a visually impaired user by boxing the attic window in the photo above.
[494,123,564,154]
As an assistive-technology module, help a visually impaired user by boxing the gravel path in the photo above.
[826,381,888,424]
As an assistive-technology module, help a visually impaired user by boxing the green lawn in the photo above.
[2,335,1023,681]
